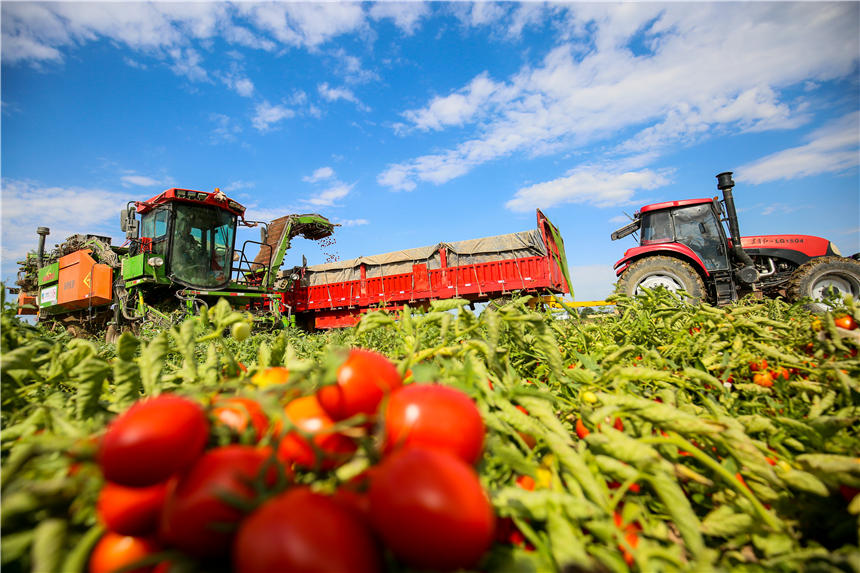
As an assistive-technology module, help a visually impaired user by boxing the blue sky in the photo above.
[2,1,859,301]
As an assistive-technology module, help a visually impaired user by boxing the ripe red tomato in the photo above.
[212,396,269,442]
[233,487,382,572]
[89,532,160,573]
[382,384,485,464]
[96,481,168,537]
[317,348,402,421]
[835,315,858,330]
[330,471,374,523]
[277,395,357,470]
[516,474,536,491]
[613,511,641,566]
[369,448,495,571]
[158,445,275,557]
[749,359,768,372]
[98,395,209,488]
[576,418,590,439]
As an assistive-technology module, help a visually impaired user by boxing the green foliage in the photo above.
[1,291,859,572]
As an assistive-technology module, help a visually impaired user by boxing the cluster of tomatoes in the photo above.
[89,349,496,573]
[747,358,793,388]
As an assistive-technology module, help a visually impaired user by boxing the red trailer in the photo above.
[280,210,572,329]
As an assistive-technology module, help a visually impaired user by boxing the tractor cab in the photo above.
[635,198,731,272]
[126,188,245,290]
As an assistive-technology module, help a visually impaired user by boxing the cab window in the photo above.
[641,211,673,245]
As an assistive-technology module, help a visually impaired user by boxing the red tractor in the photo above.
[611,171,860,308]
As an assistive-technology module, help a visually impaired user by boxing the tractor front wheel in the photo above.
[787,256,860,311]
[618,256,706,302]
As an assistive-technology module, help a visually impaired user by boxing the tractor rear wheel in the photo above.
[618,256,706,302]
[787,256,860,311]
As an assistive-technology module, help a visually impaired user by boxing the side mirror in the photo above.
[302,255,308,267]
[123,206,139,239]
[260,227,268,244]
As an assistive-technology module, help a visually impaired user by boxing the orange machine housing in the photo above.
[56,250,113,311]
[16,293,37,315]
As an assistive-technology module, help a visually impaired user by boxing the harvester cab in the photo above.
[129,188,244,290]
[611,172,859,307]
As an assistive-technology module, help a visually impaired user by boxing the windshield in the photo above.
[170,204,236,288]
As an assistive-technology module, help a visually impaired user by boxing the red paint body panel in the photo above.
[613,243,709,277]
[136,188,245,217]
[289,255,554,313]
[738,235,830,258]
[639,198,714,214]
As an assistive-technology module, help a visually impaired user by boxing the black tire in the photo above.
[618,256,706,302]
[786,256,860,311]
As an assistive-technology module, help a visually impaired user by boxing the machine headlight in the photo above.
[148,257,164,268]
[831,243,842,256]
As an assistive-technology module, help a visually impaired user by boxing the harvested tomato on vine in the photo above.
[98,394,209,488]
[381,383,485,464]
[317,348,403,421]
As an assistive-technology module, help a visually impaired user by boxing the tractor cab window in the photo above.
[671,204,729,271]
[640,211,673,245]
[169,204,236,288]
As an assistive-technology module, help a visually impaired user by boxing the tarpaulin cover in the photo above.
[303,229,546,286]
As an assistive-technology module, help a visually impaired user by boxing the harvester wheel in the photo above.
[105,324,119,344]
[787,256,860,311]
[618,256,705,302]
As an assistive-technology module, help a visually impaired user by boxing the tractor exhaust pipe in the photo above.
[716,172,758,284]
[36,227,50,268]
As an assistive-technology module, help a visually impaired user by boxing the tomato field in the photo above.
[2,288,859,572]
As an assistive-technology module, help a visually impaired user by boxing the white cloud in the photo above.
[736,112,860,184]
[123,56,147,70]
[237,3,366,48]
[506,4,549,39]
[121,174,162,187]
[220,69,255,97]
[326,48,379,84]
[209,113,242,144]
[303,167,335,183]
[300,167,354,206]
[402,72,502,132]
[506,167,672,212]
[168,47,209,82]
[318,83,368,111]
[380,3,859,191]
[1,180,128,278]
[1,2,370,88]
[306,183,355,207]
[333,218,369,227]
[450,2,509,28]
[252,101,295,132]
[760,203,803,217]
[369,2,430,35]
[223,180,255,193]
